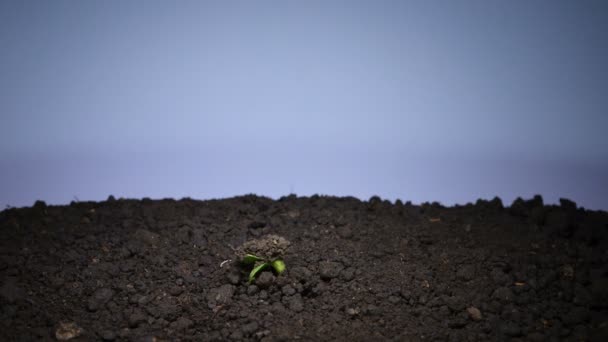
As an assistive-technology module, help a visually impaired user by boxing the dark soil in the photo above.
[1,195,608,341]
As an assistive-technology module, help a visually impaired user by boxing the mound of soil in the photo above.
[1,195,607,341]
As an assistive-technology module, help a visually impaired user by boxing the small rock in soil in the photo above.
[467,307,483,321]
[87,288,114,311]
[346,307,359,316]
[55,322,83,341]
[319,261,344,280]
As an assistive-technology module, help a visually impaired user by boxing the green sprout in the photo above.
[242,253,286,283]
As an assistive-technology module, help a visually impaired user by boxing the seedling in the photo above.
[236,234,290,284]
[242,253,286,283]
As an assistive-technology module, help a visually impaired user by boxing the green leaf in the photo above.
[242,254,264,264]
[270,259,286,275]
[248,262,270,283]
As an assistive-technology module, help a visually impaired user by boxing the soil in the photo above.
[1,194,608,341]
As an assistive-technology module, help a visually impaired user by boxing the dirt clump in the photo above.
[236,234,290,261]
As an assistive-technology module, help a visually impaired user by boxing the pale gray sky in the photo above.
[1,1,607,209]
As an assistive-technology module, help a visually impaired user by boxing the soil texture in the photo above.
[1,195,608,341]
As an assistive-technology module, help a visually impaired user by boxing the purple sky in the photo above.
[1,1,607,210]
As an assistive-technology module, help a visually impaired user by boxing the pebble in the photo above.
[346,307,359,316]
[467,307,483,321]
[55,322,83,341]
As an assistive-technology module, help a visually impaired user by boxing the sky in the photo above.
[1,0,607,210]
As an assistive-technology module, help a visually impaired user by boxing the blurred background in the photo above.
[1,1,607,210]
